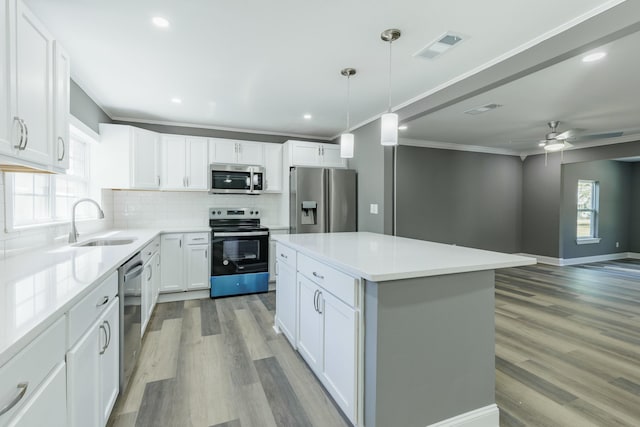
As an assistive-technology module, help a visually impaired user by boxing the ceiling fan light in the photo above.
[544,141,565,151]
[340,133,354,158]
[381,112,399,146]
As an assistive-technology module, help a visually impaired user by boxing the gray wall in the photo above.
[560,160,631,258]
[347,120,394,234]
[395,146,523,253]
[631,163,640,253]
[70,79,112,133]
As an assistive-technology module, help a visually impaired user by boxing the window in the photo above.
[576,179,600,243]
[5,128,92,230]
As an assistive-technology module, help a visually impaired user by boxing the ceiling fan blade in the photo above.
[555,128,584,140]
[568,131,624,142]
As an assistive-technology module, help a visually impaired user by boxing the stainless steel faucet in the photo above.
[68,198,105,243]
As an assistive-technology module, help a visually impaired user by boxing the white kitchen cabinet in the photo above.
[209,138,264,165]
[263,143,283,192]
[0,0,11,155]
[160,233,184,293]
[160,135,208,190]
[141,260,153,334]
[152,252,161,306]
[287,140,347,168]
[269,229,289,282]
[93,124,161,190]
[275,259,297,346]
[52,41,70,171]
[297,275,324,369]
[160,232,210,293]
[67,298,119,427]
[6,363,67,427]
[186,243,210,290]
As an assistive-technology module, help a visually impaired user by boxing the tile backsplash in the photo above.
[111,190,284,228]
[0,173,113,259]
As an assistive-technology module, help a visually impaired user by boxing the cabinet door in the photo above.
[186,137,208,189]
[264,143,282,192]
[0,0,12,154]
[238,141,263,165]
[132,128,160,189]
[209,139,238,163]
[66,321,100,427]
[320,144,347,168]
[141,262,152,334]
[276,260,297,346]
[291,142,321,166]
[14,2,53,165]
[6,363,67,427]
[153,252,161,305]
[52,41,70,170]
[160,234,185,292]
[297,275,323,371]
[161,135,187,189]
[322,291,357,421]
[186,244,210,290]
[99,299,120,427]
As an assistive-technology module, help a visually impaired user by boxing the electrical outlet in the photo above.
[370,204,378,214]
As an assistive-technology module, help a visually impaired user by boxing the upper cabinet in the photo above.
[93,124,161,190]
[0,0,70,172]
[160,135,208,190]
[209,138,264,165]
[287,140,347,168]
[263,143,282,192]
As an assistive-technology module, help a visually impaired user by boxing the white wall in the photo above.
[111,190,283,228]
[0,174,113,259]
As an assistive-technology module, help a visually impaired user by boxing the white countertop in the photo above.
[272,232,536,282]
[0,227,210,367]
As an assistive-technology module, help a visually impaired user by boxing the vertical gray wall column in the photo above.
[395,145,523,253]
[70,79,112,133]
[631,163,640,252]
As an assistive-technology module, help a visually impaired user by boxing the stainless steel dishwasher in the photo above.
[118,252,143,393]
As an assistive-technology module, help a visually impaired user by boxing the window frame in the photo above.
[4,124,94,232]
[576,179,601,245]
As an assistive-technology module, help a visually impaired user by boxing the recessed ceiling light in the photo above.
[171,97,182,104]
[398,125,408,131]
[303,114,312,120]
[152,16,170,28]
[582,52,606,63]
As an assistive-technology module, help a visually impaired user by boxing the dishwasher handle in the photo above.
[123,263,144,282]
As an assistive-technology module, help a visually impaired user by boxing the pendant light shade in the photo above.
[340,67,356,159]
[340,133,354,157]
[380,112,398,146]
[380,29,401,147]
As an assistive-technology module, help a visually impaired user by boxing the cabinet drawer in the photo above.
[67,271,118,346]
[185,233,210,245]
[0,317,65,422]
[275,243,296,268]
[298,253,357,307]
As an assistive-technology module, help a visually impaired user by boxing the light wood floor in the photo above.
[109,259,640,427]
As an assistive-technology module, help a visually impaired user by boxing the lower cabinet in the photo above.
[66,298,119,427]
[275,259,297,345]
[160,232,210,293]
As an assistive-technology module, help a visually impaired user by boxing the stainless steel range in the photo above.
[209,207,270,298]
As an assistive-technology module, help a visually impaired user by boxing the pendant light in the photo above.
[340,68,356,158]
[380,29,401,146]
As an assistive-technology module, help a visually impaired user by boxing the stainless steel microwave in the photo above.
[209,164,264,194]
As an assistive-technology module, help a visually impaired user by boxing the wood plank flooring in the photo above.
[109,259,640,427]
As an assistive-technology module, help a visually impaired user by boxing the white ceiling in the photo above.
[25,0,624,140]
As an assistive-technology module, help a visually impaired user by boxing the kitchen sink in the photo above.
[73,238,137,247]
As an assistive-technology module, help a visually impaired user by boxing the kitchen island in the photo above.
[272,232,535,427]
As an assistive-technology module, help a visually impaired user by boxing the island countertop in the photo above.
[272,232,536,282]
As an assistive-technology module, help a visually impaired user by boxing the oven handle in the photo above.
[214,231,269,237]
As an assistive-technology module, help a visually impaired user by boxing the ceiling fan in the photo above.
[537,120,635,151]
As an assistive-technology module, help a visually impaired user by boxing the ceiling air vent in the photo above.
[414,32,465,60]
[464,103,503,115]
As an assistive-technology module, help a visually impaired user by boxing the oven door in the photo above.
[212,231,269,276]
[210,164,252,194]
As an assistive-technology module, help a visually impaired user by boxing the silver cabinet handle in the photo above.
[192,237,205,241]
[205,249,208,259]
[147,265,152,281]
[280,253,288,259]
[317,291,323,314]
[0,382,29,415]
[96,295,109,307]
[312,271,325,280]
[179,239,182,248]
[313,289,319,312]
[105,320,111,349]
[22,121,29,149]
[157,176,161,186]
[99,324,108,355]
[13,117,25,150]
[57,136,65,161]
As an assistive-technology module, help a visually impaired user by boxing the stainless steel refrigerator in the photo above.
[290,167,357,234]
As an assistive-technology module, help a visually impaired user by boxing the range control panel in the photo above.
[209,207,261,219]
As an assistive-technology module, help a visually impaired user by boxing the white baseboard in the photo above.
[158,289,210,303]
[428,404,499,427]
[518,252,639,266]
